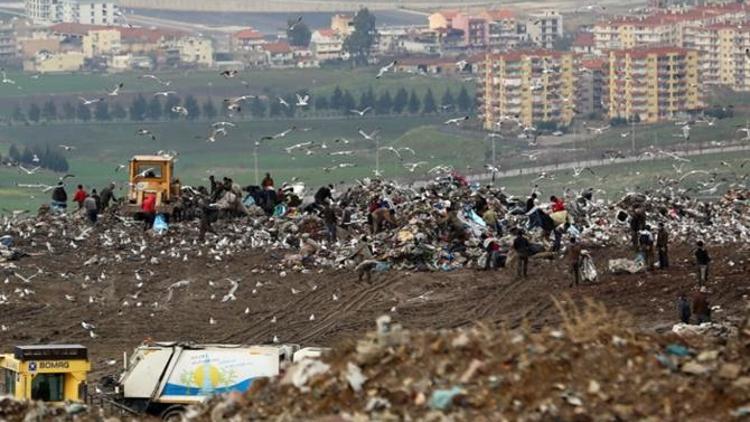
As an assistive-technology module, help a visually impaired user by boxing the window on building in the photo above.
[0,368,16,395]
[31,373,64,402]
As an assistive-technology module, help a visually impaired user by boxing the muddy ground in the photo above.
[1,230,748,382]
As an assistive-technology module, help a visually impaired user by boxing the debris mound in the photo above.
[187,301,750,421]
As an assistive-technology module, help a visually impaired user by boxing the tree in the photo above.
[269,99,283,117]
[28,103,41,123]
[457,86,473,112]
[42,100,57,121]
[440,88,455,112]
[11,105,25,122]
[393,87,408,114]
[129,94,148,121]
[314,95,329,110]
[330,86,343,110]
[8,144,19,161]
[76,103,91,121]
[147,96,163,120]
[164,95,181,120]
[111,103,127,120]
[343,8,377,65]
[341,90,356,111]
[375,90,393,114]
[202,98,218,120]
[62,102,75,120]
[20,146,33,163]
[407,89,421,114]
[422,88,437,114]
[94,102,110,121]
[184,95,200,120]
[358,86,376,110]
[287,20,312,47]
[250,97,267,118]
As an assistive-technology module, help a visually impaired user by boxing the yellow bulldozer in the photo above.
[124,155,181,215]
[0,344,90,403]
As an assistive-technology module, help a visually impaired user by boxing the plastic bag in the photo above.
[153,213,168,234]
[581,255,598,282]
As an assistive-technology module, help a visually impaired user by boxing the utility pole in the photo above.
[253,141,259,185]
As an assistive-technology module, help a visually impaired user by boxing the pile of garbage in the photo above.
[2,179,749,275]
[186,303,750,421]
[0,398,86,421]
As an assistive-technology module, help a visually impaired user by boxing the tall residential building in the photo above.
[26,0,118,25]
[603,47,701,123]
[82,28,120,58]
[479,50,577,129]
[692,22,750,91]
[0,22,16,64]
[25,0,60,24]
[576,59,605,117]
[480,9,522,50]
[593,2,749,51]
[526,10,563,49]
[452,13,487,48]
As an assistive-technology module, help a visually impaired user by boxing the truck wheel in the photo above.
[161,405,186,421]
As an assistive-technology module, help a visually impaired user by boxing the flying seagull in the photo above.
[350,106,372,117]
[261,127,296,140]
[153,91,176,97]
[357,128,380,141]
[221,70,239,79]
[107,82,124,96]
[136,128,156,141]
[444,116,470,125]
[139,74,171,86]
[171,106,188,116]
[79,97,104,105]
[376,60,397,79]
[295,93,310,107]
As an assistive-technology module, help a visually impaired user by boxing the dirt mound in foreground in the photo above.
[188,302,750,421]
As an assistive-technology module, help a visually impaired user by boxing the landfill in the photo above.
[181,302,750,421]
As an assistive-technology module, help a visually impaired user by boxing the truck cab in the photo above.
[126,155,180,214]
[0,345,90,403]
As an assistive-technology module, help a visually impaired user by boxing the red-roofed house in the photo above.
[231,28,266,51]
[572,32,597,56]
[429,10,460,30]
[261,41,294,68]
[310,28,346,61]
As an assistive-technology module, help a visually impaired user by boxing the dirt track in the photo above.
[1,229,748,381]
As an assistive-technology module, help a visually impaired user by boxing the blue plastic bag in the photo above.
[153,213,168,234]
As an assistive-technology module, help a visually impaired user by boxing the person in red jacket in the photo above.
[550,195,566,213]
[73,185,88,210]
[141,193,156,231]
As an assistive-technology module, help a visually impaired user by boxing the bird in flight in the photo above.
[107,82,124,96]
[357,128,380,141]
[153,91,176,97]
[17,165,41,175]
[139,74,171,86]
[350,106,372,117]
[221,70,239,79]
[444,116,470,125]
[288,16,303,30]
[59,144,75,151]
[261,127,296,140]
[136,128,156,141]
[376,60,397,79]
[79,97,104,105]
[278,97,290,108]
[171,106,188,116]
[295,94,310,107]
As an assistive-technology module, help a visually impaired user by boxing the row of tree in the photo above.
[7,143,69,172]
[9,86,474,123]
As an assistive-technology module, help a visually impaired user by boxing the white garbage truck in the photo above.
[101,342,326,420]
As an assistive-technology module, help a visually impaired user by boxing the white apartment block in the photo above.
[26,0,118,25]
[526,10,563,49]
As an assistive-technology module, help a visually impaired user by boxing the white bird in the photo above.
[220,70,239,79]
[212,121,236,128]
[288,15,303,30]
[17,165,41,175]
[295,93,310,107]
[349,106,371,116]
[136,128,156,141]
[139,74,171,86]
[376,60,397,79]
[209,317,217,325]
[278,97,290,108]
[79,96,103,105]
[32,154,39,163]
[153,91,176,97]
[358,128,380,141]
[291,287,300,295]
[107,82,124,96]
[114,164,126,172]
[403,161,428,172]
[59,144,75,151]
[587,125,611,134]
[65,294,75,302]
[309,314,315,321]
[89,331,98,339]
[271,316,277,323]
[262,127,296,140]
[444,116,470,125]
[273,335,279,343]
[332,293,339,301]
[81,321,95,330]
[329,150,354,156]
[171,106,188,116]
[244,307,250,314]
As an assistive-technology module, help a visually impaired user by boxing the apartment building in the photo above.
[691,22,750,91]
[26,0,118,25]
[175,36,213,67]
[603,47,701,123]
[593,2,749,51]
[428,10,460,30]
[526,11,563,49]
[452,13,487,48]
[480,9,522,50]
[310,29,345,61]
[479,50,577,129]
[82,28,120,58]
[330,14,353,36]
